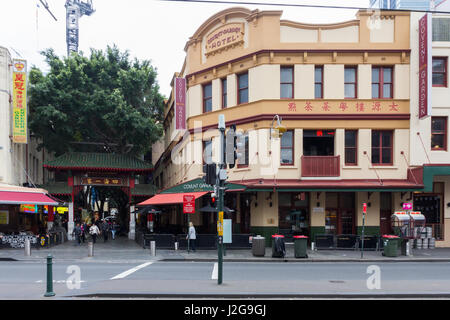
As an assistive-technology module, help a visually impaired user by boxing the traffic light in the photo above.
[235,130,246,165]
[202,163,217,186]
[225,125,236,168]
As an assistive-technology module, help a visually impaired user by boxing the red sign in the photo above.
[418,13,431,119]
[183,194,195,214]
[175,77,186,130]
[363,203,367,214]
[402,203,413,210]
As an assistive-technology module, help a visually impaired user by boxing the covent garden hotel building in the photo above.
[149,7,450,247]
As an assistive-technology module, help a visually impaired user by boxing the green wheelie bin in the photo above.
[382,235,400,257]
[293,235,308,258]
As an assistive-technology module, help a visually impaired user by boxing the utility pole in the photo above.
[217,114,226,285]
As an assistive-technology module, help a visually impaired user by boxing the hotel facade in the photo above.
[151,8,450,247]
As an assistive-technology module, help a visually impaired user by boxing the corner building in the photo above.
[152,7,431,246]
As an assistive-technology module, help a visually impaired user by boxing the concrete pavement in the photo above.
[2,236,450,263]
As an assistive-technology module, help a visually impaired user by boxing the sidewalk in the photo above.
[2,237,450,263]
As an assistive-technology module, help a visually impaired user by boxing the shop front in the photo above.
[0,184,63,248]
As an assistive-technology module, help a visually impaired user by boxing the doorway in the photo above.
[325,192,355,235]
[379,192,392,235]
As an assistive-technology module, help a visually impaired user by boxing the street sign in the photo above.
[223,219,232,244]
[183,194,195,214]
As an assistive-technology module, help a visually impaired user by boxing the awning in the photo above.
[0,191,61,205]
[137,191,208,206]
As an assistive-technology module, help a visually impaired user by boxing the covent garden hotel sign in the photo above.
[205,23,244,57]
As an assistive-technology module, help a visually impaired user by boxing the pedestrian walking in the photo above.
[111,221,117,240]
[186,222,196,252]
[101,220,110,242]
[72,223,82,245]
[80,222,86,243]
[89,223,100,244]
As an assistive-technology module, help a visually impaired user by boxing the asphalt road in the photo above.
[1,260,450,299]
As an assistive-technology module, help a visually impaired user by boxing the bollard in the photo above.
[24,238,31,256]
[44,254,55,297]
[88,241,94,257]
[174,242,179,251]
[311,242,315,251]
[150,240,156,256]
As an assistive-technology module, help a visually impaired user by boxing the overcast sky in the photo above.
[0,0,372,97]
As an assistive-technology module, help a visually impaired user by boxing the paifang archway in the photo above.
[43,152,155,240]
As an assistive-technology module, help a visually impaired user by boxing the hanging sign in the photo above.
[418,13,432,119]
[363,203,367,214]
[402,203,413,210]
[12,59,27,144]
[175,77,186,130]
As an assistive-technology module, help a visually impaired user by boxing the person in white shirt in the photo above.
[89,223,100,243]
[186,222,196,252]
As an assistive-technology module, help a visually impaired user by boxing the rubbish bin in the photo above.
[382,235,400,257]
[293,235,308,258]
[271,234,286,258]
[252,236,266,257]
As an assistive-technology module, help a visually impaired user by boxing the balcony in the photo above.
[301,155,340,177]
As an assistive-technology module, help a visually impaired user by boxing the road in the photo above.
[1,260,450,299]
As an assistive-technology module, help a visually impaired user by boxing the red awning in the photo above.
[0,191,61,205]
[137,192,208,206]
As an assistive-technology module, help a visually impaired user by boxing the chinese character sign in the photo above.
[12,59,27,144]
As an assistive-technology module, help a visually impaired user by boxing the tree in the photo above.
[28,45,164,157]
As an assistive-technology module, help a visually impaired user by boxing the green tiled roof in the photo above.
[131,184,157,196]
[44,152,153,172]
[39,182,72,195]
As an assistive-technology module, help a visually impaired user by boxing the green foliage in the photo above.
[28,46,164,157]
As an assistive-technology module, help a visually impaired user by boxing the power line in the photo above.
[157,0,450,14]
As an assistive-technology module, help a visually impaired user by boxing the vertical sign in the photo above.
[175,77,186,130]
[418,13,432,119]
[217,211,223,236]
[12,59,27,143]
[183,194,195,214]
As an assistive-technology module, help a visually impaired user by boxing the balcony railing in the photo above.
[301,155,340,177]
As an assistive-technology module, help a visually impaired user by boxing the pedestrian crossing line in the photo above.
[110,261,154,280]
[211,262,218,280]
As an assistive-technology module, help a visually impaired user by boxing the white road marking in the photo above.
[110,261,154,280]
[211,262,218,280]
[35,280,85,283]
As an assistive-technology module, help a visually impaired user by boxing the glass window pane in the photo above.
[431,134,445,149]
[281,84,293,99]
[204,141,212,164]
[222,79,227,91]
[433,74,445,86]
[281,149,293,164]
[315,67,322,82]
[239,89,248,104]
[372,84,379,98]
[371,148,380,164]
[326,192,338,208]
[281,67,293,83]
[203,84,212,98]
[345,68,356,82]
[238,73,248,88]
[345,84,356,98]
[281,131,293,147]
[315,84,322,98]
[345,148,356,164]
[432,118,445,131]
[345,131,356,147]
[383,84,391,98]
[382,148,391,164]
[204,99,212,112]
[372,131,380,147]
[433,59,445,72]
[279,193,291,206]
[382,132,392,147]
[372,68,379,82]
[383,68,392,82]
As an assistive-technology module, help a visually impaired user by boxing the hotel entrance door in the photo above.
[325,193,355,235]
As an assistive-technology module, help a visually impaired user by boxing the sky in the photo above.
[0,0,373,97]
